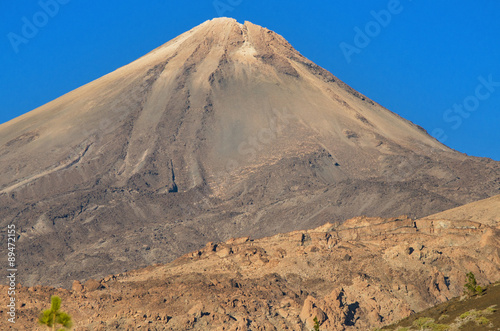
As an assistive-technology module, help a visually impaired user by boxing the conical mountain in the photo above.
[0,18,498,287]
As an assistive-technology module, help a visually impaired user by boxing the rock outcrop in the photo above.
[1,197,499,330]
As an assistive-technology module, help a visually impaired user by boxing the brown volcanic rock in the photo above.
[1,197,499,330]
[0,18,499,287]
[387,280,500,330]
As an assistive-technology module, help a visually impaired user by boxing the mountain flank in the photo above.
[0,18,498,287]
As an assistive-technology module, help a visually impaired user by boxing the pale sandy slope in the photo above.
[423,194,500,227]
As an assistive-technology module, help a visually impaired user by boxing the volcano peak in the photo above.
[1,19,498,287]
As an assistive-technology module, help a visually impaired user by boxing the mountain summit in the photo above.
[0,18,498,286]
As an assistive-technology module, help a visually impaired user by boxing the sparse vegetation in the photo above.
[458,307,497,327]
[427,324,449,331]
[411,317,448,330]
[459,310,475,319]
[484,305,497,314]
[38,295,72,330]
[463,271,483,297]
[412,317,434,329]
[312,316,320,331]
[475,316,490,326]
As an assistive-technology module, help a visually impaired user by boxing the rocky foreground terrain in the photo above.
[2,195,499,330]
[384,281,500,331]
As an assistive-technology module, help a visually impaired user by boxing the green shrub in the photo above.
[413,317,434,329]
[475,316,490,326]
[483,305,497,314]
[312,316,320,331]
[463,272,482,296]
[38,295,72,330]
[459,310,477,319]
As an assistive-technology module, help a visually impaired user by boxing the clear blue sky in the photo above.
[1,0,499,160]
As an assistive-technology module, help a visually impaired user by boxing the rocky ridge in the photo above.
[1,195,499,330]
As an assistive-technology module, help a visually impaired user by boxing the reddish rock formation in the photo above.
[1,197,499,329]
